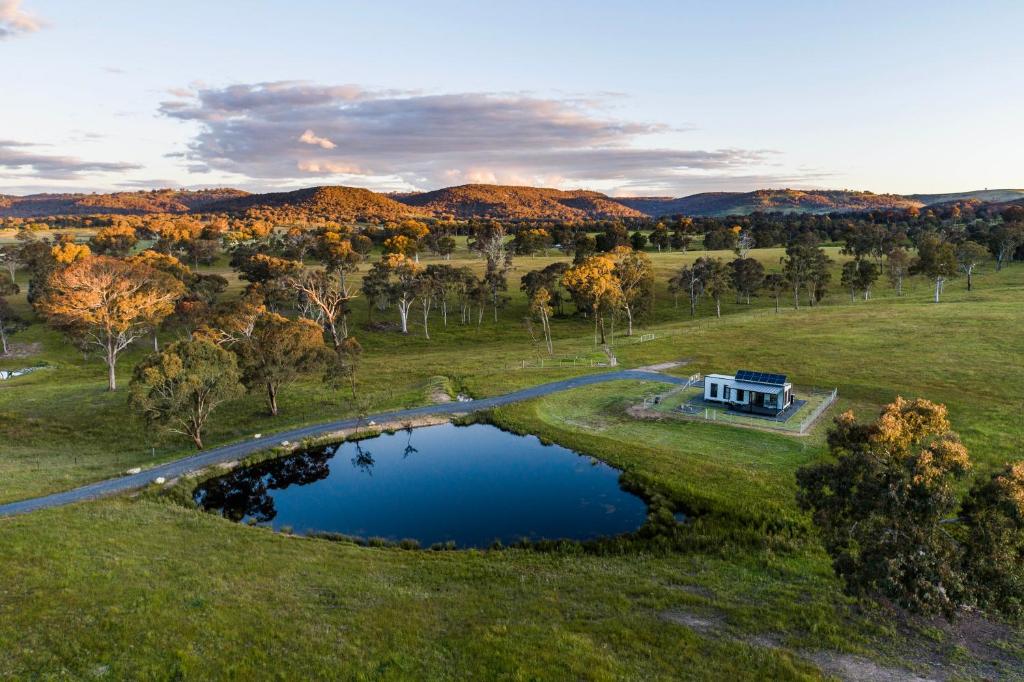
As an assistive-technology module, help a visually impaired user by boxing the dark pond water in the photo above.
[194,423,648,548]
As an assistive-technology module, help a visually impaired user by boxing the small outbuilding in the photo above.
[703,369,793,417]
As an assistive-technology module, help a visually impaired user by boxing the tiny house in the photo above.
[703,370,793,416]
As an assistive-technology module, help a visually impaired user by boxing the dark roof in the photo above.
[735,369,788,386]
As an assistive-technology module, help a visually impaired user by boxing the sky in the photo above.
[1,0,1022,197]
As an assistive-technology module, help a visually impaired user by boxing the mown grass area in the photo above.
[0,499,857,680]
[0,246,1022,678]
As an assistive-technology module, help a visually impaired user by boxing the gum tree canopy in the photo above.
[39,256,184,390]
[797,398,1024,619]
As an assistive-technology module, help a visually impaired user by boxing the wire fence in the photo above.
[646,384,838,435]
[796,387,839,433]
[503,355,612,370]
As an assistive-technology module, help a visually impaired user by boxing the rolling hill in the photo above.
[202,185,425,221]
[1,184,1013,221]
[620,189,924,217]
[907,189,1024,206]
[394,184,646,220]
[0,188,248,218]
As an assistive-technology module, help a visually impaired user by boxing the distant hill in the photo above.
[0,188,248,218]
[621,189,924,217]
[395,184,646,220]
[2,184,1016,221]
[908,189,1024,206]
[203,186,425,221]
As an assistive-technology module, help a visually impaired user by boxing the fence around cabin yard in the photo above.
[643,383,838,435]
[795,387,838,433]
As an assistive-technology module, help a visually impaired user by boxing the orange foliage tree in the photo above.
[39,256,185,390]
[798,397,1024,618]
[562,254,622,344]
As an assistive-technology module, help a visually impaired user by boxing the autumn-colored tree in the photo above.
[383,234,415,258]
[129,339,244,449]
[912,234,958,303]
[235,312,329,416]
[382,253,419,334]
[51,240,91,265]
[289,269,355,347]
[611,247,653,336]
[955,240,988,292]
[562,254,622,344]
[89,223,138,256]
[195,291,266,347]
[316,230,362,292]
[39,256,184,390]
[394,220,430,263]
[529,287,554,354]
[798,398,1024,619]
[513,228,552,256]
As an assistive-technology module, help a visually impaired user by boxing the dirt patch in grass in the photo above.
[802,651,935,682]
[0,342,42,360]
[429,387,452,403]
[659,609,723,633]
[634,360,689,372]
[656,607,1009,681]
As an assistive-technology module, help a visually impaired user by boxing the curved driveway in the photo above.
[0,369,688,518]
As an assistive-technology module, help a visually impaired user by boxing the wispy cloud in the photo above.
[0,140,140,179]
[0,0,45,39]
[298,129,336,149]
[160,81,818,194]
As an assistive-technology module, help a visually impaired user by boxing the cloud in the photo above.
[0,0,44,39]
[298,129,336,149]
[0,140,141,179]
[160,80,818,194]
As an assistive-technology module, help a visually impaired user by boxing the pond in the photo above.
[194,423,648,548]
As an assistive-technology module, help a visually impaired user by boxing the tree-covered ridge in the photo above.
[203,186,426,222]
[7,183,1020,221]
[0,188,248,217]
[396,184,648,220]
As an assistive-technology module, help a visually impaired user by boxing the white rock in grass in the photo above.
[254,433,262,439]
[126,467,142,475]
[153,477,166,485]
[280,440,290,447]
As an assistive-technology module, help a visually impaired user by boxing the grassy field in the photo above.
[0,241,1022,678]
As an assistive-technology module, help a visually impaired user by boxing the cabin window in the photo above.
[736,389,745,401]
[724,386,731,400]
[709,383,718,398]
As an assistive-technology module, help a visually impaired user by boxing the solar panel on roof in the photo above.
[734,369,786,385]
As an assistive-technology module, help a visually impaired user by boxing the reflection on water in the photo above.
[194,423,648,548]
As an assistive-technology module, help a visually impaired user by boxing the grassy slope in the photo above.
[0,243,1022,678]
